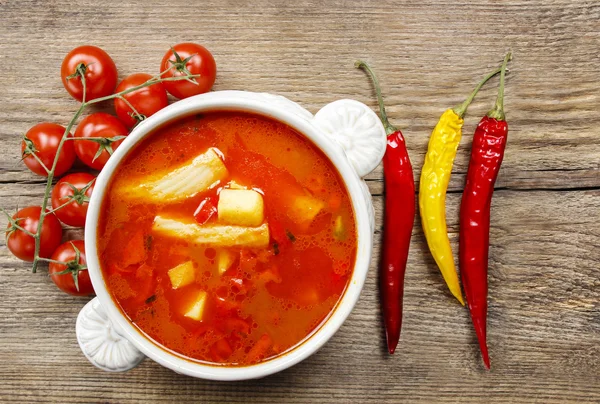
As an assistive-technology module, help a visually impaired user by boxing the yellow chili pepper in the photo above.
[419,67,501,305]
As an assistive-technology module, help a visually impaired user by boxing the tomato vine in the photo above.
[9,64,199,273]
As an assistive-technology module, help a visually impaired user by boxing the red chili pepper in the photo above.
[356,61,415,354]
[194,196,218,225]
[460,52,511,369]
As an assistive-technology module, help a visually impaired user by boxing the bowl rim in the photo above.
[84,90,373,380]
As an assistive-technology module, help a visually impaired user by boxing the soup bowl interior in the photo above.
[85,91,373,380]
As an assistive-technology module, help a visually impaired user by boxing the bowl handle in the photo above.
[76,297,146,372]
[312,99,385,234]
[313,99,386,178]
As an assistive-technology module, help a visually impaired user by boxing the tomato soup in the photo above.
[98,111,357,365]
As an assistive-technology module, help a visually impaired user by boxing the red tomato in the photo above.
[114,73,168,128]
[51,173,96,227]
[21,123,75,177]
[49,240,94,296]
[194,196,218,225]
[61,45,118,102]
[160,43,217,99]
[5,206,63,262]
[73,113,127,170]
[269,220,293,249]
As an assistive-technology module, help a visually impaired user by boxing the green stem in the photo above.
[117,95,144,122]
[453,66,503,118]
[32,102,85,273]
[28,152,51,175]
[36,257,68,265]
[12,224,36,238]
[487,52,512,121]
[86,71,200,106]
[0,208,36,237]
[45,199,74,215]
[355,60,398,135]
[66,136,126,142]
[32,63,87,273]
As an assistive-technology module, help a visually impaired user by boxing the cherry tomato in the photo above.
[51,173,95,227]
[73,113,127,170]
[114,73,168,128]
[21,123,75,177]
[61,45,118,102]
[49,240,94,296]
[160,43,217,99]
[5,206,63,262]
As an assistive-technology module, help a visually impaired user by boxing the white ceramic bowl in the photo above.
[79,90,386,380]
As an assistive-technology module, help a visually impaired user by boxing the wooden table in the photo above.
[1,0,598,402]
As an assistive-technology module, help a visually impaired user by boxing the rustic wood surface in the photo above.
[0,0,598,402]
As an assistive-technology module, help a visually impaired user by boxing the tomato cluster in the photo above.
[7,43,217,296]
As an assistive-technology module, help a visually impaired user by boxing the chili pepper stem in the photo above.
[355,60,399,135]
[453,67,502,119]
[487,52,512,121]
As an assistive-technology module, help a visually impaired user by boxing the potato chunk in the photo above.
[184,290,207,321]
[218,189,264,227]
[333,215,347,241]
[217,249,236,275]
[152,216,270,248]
[115,148,228,203]
[168,261,195,289]
[289,193,325,227]
[227,180,247,190]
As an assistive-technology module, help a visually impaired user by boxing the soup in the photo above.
[98,111,357,365]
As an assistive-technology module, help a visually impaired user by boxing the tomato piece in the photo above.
[109,263,134,274]
[328,194,342,211]
[189,323,215,339]
[61,46,118,102]
[209,338,233,362]
[21,123,75,177]
[214,295,241,317]
[239,250,258,272]
[254,249,272,263]
[247,334,273,363]
[306,175,326,194]
[134,264,155,304]
[160,43,217,99]
[193,196,218,225]
[223,317,251,335]
[114,73,168,128]
[49,240,93,296]
[229,276,249,295]
[50,173,95,227]
[120,230,146,267]
[258,266,282,284]
[5,206,63,262]
[73,113,128,170]
[269,220,293,248]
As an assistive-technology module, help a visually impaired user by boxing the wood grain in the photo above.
[0,0,598,403]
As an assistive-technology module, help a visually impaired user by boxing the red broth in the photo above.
[98,111,357,365]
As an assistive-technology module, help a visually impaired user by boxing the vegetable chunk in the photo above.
[152,216,270,248]
[217,249,236,275]
[289,193,325,226]
[168,261,195,289]
[218,189,264,227]
[116,148,228,203]
[184,290,207,321]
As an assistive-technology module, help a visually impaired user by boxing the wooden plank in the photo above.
[0,186,598,403]
[0,0,598,402]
